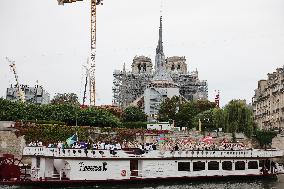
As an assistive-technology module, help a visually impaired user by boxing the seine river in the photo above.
[1,176,284,189]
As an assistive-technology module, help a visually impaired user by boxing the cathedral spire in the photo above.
[156,16,163,54]
[153,15,173,82]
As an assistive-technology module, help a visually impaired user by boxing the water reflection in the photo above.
[1,177,284,189]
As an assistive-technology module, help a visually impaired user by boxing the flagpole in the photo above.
[76,131,79,142]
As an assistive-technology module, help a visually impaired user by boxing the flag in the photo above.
[215,90,220,108]
[66,133,78,147]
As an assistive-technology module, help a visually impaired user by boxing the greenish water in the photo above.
[1,177,284,189]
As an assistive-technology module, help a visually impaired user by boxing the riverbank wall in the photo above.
[272,133,284,162]
[0,121,26,159]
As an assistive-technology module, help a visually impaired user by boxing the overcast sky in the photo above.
[0,0,284,107]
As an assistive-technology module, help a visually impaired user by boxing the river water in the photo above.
[1,177,284,189]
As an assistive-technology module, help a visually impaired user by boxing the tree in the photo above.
[255,130,277,148]
[223,100,254,137]
[193,109,216,131]
[122,106,147,122]
[51,93,80,106]
[0,98,122,127]
[191,100,216,114]
[175,100,216,129]
[212,108,225,131]
[158,96,180,122]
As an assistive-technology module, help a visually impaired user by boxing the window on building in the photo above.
[222,161,232,171]
[177,64,181,69]
[208,161,219,170]
[193,161,205,171]
[178,162,190,171]
[143,63,146,71]
[235,161,245,170]
[248,161,258,169]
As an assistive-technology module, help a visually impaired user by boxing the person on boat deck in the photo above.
[138,143,143,150]
[271,161,276,173]
[37,141,43,146]
[110,144,116,155]
[93,143,98,149]
[115,142,121,150]
[105,142,110,150]
[152,143,157,150]
[174,144,179,151]
[145,143,150,152]
[100,142,105,149]
[57,141,63,149]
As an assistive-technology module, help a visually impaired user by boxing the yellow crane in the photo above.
[57,0,104,106]
[5,57,26,103]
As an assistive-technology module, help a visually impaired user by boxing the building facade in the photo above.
[6,84,50,104]
[252,67,284,130]
[112,16,208,116]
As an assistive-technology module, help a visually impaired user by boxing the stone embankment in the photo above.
[272,133,284,162]
[0,121,26,160]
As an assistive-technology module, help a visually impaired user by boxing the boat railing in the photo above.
[22,147,283,158]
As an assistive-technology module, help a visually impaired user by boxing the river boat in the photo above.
[1,146,284,186]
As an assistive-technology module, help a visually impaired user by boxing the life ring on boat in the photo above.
[121,170,126,177]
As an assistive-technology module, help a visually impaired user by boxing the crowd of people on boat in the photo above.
[28,137,246,152]
[28,141,43,147]
[157,138,246,152]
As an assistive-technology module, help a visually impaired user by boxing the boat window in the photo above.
[193,161,205,171]
[259,160,264,168]
[235,161,245,170]
[222,161,232,171]
[248,161,258,169]
[178,162,190,171]
[208,161,219,170]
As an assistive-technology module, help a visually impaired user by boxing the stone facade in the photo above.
[0,121,26,159]
[131,56,153,74]
[252,67,284,130]
[166,56,187,74]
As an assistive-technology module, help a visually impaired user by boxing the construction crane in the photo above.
[5,57,26,103]
[82,59,90,106]
[57,0,104,106]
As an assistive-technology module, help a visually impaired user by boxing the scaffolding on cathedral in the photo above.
[112,16,208,111]
[112,57,208,108]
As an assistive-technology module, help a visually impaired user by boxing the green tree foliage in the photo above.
[254,130,277,148]
[222,100,254,137]
[193,109,216,131]
[158,98,254,137]
[157,98,216,128]
[191,100,216,114]
[158,96,180,122]
[51,93,80,106]
[122,106,147,122]
[175,102,197,128]
[21,124,89,144]
[0,98,121,127]
[191,100,254,136]
[175,100,216,129]
[212,108,225,130]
